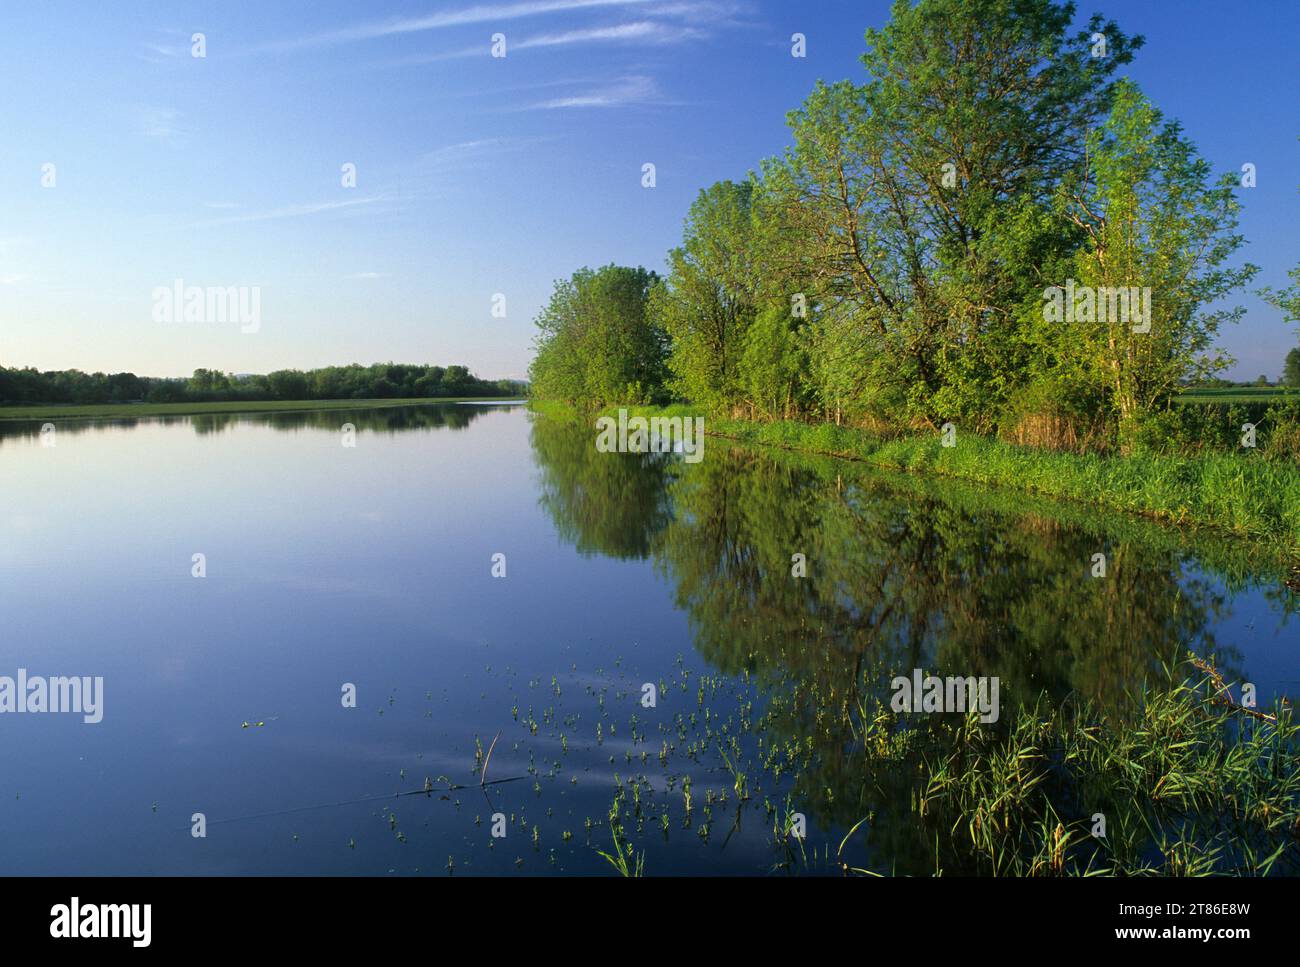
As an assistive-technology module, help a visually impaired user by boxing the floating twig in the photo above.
[1189,655,1278,723]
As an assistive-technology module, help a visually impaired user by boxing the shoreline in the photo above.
[0,396,524,422]
[530,400,1300,560]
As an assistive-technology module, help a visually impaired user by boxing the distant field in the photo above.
[1178,386,1299,404]
[0,396,522,421]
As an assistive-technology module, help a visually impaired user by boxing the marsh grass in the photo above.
[511,646,1297,876]
[884,660,1300,876]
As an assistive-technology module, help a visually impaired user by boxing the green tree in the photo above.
[529,265,665,405]
[266,369,309,400]
[1284,348,1300,388]
[738,305,807,419]
[654,181,760,413]
[1050,80,1257,442]
[759,0,1142,428]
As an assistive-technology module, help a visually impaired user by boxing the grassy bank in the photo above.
[531,400,1300,554]
[1179,385,1300,404]
[0,396,523,422]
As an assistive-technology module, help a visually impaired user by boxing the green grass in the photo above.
[532,400,1300,555]
[885,659,1300,876]
[1179,385,1300,404]
[0,396,522,421]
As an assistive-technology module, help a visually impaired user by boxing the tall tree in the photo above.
[761,0,1142,428]
[654,180,761,413]
[1284,347,1300,388]
[1050,80,1256,440]
[529,265,665,406]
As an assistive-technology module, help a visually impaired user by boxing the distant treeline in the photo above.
[0,363,525,405]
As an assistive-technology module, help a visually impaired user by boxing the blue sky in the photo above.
[1,0,1296,381]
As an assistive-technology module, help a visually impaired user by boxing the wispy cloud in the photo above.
[199,196,385,227]
[250,0,660,54]
[420,138,511,163]
[138,29,192,63]
[649,0,755,27]
[0,274,26,286]
[413,137,555,173]
[527,74,659,109]
[515,19,704,49]
[142,42,183,60]
[390,137,552,198]
[382,15,713,66]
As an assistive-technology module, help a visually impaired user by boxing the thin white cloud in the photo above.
[142,43,182,59]
[383,17,707,66]
[199,196,385,226]
[0,274,26,286]
[650,0,755,26]
[528,74,658,109]
[138,29,192,62]
[515,20,703,48]
[421,138,509,162]
[251,0,659,53]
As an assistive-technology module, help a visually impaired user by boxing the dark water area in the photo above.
[0,403,1294,874]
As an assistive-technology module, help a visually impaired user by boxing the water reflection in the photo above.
[0,402,519,446]
[530,413,1295,710]
[0,403,1290,876]
[529,413,1298,873]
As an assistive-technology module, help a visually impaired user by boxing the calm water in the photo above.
[0,403,1295,875]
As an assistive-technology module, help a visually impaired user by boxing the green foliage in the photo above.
[654,181,762,412]
[737,304,807,419]
[527,0,1274,456]
[0,362,518,407]
[749,0,1145,429]
[1042,80,1257,446]
[913,670,1300,876]
[702,412,1300,551]
[1286,348,1300,388]
[529,264,666,406]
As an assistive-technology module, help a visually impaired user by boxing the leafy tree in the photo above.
[758,0,1142,428]
[529,265,665,405]
[267,369,309,400]
[738,305,807,420]
[1050,80,1256,441]
[1284,348,1300,388]
[654,181,760,413]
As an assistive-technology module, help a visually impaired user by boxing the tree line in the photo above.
[530,0,1299,453]
[0,362,524,405]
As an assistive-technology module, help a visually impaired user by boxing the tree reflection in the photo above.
[530,418,1295,871]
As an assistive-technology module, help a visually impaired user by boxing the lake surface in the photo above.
[0,402,1295,875]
